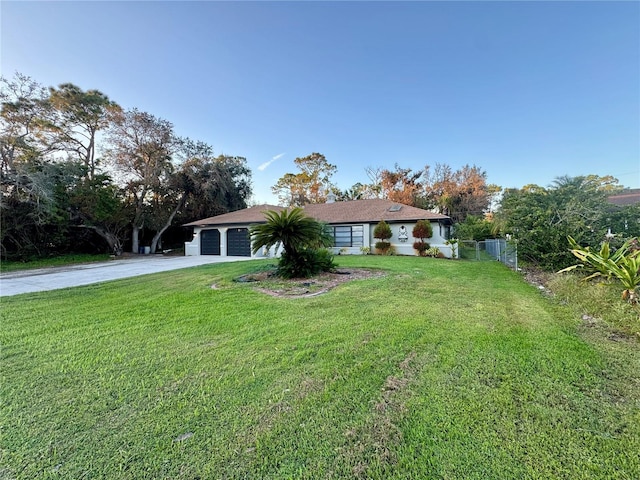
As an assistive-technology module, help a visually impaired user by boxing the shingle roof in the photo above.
[183,204,285,226]
[183,199,451,227]
[608,189,640,206]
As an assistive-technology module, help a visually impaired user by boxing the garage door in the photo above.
[200,229,220,255]
[227,228,251,256]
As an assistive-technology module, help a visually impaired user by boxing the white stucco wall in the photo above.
[184,233,200,256]
[186,220,454,258]
[185,226,280,258]
[368,221,454,258]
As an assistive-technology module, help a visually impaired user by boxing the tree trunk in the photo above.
[96,229,123,256]
[132,225,140,254]
[150,194,185,254]
[76,225,123,256]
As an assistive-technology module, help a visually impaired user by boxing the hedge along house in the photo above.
[183,198,453,258]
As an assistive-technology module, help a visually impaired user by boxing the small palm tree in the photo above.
[250,208,334,277]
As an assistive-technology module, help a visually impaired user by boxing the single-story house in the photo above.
[183,198,454,258]
[608,188,640,206]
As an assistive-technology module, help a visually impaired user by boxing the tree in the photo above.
[272,152,337,206]
[335,183,365,201]
[45,83,120,179]
[65,172,130,255]
[272,172,308,207]
[179,154,251,222]
[1,73,252,260]
[1,74,130,259]
[454,215,497,241]
[496,175,624,270]
[0,74,60,259]
[148,139,252,254]
[249,208,334,278]
[363,166,383,199]
[608,203,640,239]
[0,73,54,174]
[105,109,176,254]
[423,163,492,222]
[379,164,423,206]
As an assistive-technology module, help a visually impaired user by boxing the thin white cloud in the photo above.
[257,152,285,171]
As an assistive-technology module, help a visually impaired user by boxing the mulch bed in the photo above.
[237,268,385,298]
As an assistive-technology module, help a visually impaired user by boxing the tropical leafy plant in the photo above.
[558,236,640,304]
[445,238,459,259]
[249,208,334,278]
[425,246,443,258]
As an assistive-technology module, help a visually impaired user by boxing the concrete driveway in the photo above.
[0,255,255,297]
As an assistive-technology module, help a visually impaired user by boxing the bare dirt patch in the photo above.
[521,267,555,295]
[238,268,385,298]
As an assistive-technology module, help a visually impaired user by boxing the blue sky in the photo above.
[2,1,639,203]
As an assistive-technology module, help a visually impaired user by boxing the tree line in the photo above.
[3,73,637,271]
[1,73,252,260]
[271,153,498,223]
[273,154,639,271]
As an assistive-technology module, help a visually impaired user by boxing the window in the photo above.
[331,225,364,247]
[439,222,451,240]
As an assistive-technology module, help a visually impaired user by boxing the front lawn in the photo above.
[1,256,638,479]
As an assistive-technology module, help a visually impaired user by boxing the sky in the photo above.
[2,1,639,204]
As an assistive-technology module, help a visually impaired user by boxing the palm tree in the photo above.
[250,207,334,277]
[250,207,331,255]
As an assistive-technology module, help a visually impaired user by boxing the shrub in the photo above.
[373,220,392,241]
[454,215,495,241]
[412,220,433,256]
[375,241,391,255]
[425,246,442,258]
[314,248,337,272]
[558,236,640,304]
[413,241,430,256]
[277,248,336,279]
[412,220,433,241]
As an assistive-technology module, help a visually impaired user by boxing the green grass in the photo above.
[1,256,639,479]
[0,253,111,273]
[547,272,640,338]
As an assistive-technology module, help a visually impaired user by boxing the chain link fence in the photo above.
[459,239,518,270]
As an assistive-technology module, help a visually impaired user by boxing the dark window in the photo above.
[331,225,364,247]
